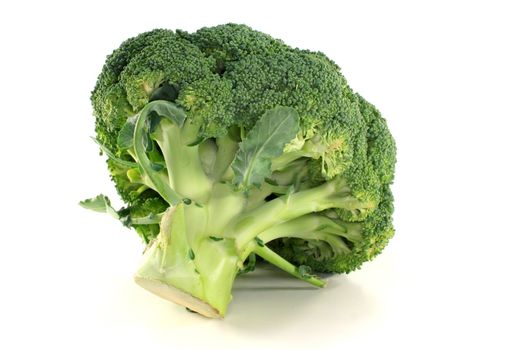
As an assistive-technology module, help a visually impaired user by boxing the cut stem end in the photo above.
[134,275,222,319]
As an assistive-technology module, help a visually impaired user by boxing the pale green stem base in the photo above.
[134,204,240,317]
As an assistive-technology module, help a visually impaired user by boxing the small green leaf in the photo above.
[79,195,119,219]
[117,115,138,149]
[182,198,192,205]
[255,236,265,247]
[145,100,186,127]
[232,107,300,190]
[188,249,195,260]
[135,100,187,160]
[209,236,223,241]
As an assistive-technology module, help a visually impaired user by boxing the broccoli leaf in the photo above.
[118,101,186,151]
[80,195,165,229]
[146,100,186,128]
[79,194,120,219]
[232,107,300,190]
[117,115,138,149]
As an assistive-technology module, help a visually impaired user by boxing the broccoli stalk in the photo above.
[134,203,240,318]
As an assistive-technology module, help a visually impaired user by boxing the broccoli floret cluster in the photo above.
[83,24,396,318]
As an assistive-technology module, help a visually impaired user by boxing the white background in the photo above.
[1,0,524,349]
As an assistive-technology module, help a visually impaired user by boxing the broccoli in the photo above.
[81,24,396,318]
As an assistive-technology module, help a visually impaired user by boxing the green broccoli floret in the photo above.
[81,24,396,318]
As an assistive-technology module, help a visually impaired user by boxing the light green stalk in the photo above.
[135,204,240,318]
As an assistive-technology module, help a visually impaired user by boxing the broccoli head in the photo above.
[81,24,396,318]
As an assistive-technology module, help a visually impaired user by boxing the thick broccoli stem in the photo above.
[154,119,212,204]
[134,204,240,318]
[224,177,373,250]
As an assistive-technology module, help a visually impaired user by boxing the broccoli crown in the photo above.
[86,24,396,316]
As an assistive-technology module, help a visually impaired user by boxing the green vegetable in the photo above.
[82,24,396,318]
